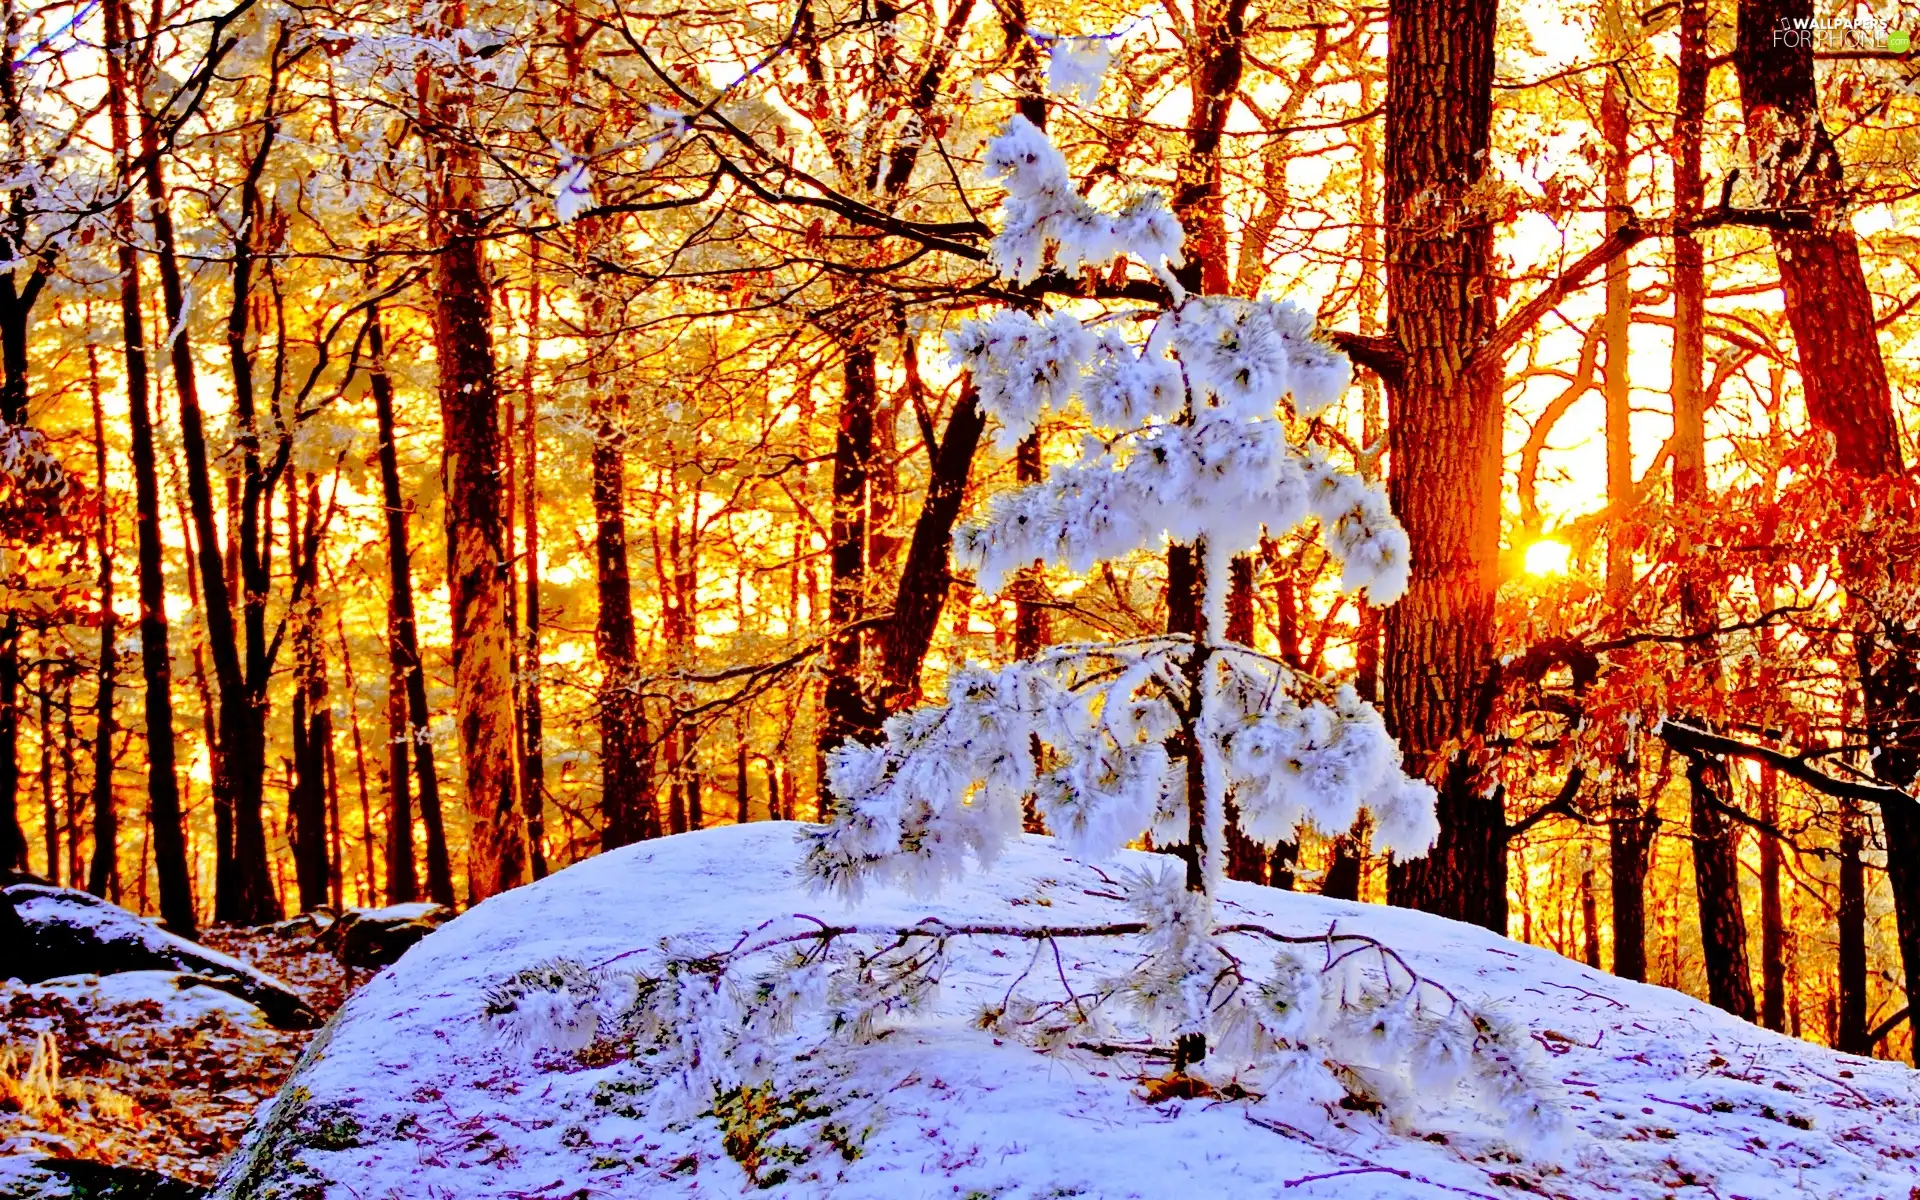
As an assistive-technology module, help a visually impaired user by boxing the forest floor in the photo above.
[0,922,362,1186]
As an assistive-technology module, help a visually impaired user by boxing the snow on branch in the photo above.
[948,119,1402,605]
[802,639,1436,904]
[486,873,1567,1155]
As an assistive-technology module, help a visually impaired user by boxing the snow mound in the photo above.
[213,824,1920,1198]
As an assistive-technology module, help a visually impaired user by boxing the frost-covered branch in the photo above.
[489,872,1568,1153]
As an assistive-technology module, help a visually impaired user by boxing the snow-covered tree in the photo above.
[490,111,1566,1167]
[801,113,1437,1071]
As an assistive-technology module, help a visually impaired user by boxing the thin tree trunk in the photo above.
[1668,0,1755,1021]
[37,659,54,882]
[287,473,331,913]
[1381,0,1507,933]
[337,615,378,907]
[368,309,452,906]
[424,9,525,900]
[86,336,121,901]
[1756,764,1786,1033]
[102,0,189,929]
[820,345,876,754]
[1597,66,1654,984]
[0,619,19,873]
[586,251,652,851]
[58,679,76,888]
[520,245,547,879]
[736,742,750,825]
[1581,850,1604,969]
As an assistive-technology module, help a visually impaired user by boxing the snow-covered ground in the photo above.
[214,823,1920,1198]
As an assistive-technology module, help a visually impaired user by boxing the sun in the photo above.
[1523,539,1572,577]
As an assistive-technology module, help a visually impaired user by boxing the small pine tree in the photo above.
[803,114,1438,1071]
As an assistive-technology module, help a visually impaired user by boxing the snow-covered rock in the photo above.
[212,824,1920,1198]
[1,886,316,1031]
[320,902,452,970]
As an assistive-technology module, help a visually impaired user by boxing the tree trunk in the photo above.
[134,76,271,925]
[1683,750,1756,1020]
[869,388,986,719]
[368,310,452,905]
[1733,0,1920,1063]
[1599,66,1652,983]
[1222,554,1265,883]
[1668,0,1754,1021]
[1756,764,1786,1032]
[1380,0,1506,934]
[431,175,524,902]
[102,0,190,929]
[520,250,547,880]
[820,345,876,755]
[0,619,19,873]
[1011,432,1048,660]
[1608,778,1654,981]
[337,616,378,905]
[586,257,653,851]
[287,473,332,913]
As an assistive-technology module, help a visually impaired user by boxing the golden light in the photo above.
[1523,539,1572,577]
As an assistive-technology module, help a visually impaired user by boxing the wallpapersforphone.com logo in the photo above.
[1773,13,1910,52]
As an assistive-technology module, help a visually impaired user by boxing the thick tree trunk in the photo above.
[1600,67,1652,982]
[135,89,271,925]
[1222,554,1265,883]
[420,0,526,902]
[869,388,986,719]
[1733,0,1919,1051]
[1608,781,1654,981]
[1670,0,1752,1020]
[1684,751,1756,1019]
[1380,0,1506,934]
[431,192,525,900]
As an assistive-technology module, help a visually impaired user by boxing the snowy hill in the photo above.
[212,824,1920,1198]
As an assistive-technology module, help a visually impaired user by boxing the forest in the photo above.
[3,0,1919,1120]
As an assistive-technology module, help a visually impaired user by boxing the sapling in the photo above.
[804,111,1432,1073]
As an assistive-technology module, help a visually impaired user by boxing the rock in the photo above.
[1,886,318,1031]
[208,825,1920,1200]
[261,910,335,941]
[0,1155,203,1199]
[322,903,450,971]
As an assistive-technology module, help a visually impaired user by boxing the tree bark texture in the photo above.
[424,12,526,901]
[1379,0,1507,934]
